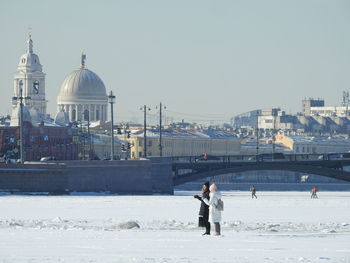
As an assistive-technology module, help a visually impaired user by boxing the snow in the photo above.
[0,191,349,262]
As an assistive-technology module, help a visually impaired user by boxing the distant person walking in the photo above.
[202,184,223,236]
[250,185,257,199]
[194,181,211,235]
[203,152,208,161]
[311,186,318,199]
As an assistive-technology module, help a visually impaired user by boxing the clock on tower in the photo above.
[33,80,39,94]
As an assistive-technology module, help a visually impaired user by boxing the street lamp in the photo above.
[256,110,260,155]
[12,81,31,164]
[84,110,91,159]
[156,102,166,157]
[108,91,116,160]
[140,105,151,158]
[272,109,277,158]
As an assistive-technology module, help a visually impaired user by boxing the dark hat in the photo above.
[203,181,210,188]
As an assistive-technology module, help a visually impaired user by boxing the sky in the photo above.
[0,0,349,125]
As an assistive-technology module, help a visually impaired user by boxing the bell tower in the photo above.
[13,33,47,115]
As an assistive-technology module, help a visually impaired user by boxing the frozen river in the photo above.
[0,191,349,263]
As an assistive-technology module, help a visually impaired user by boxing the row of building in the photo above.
[232,99,350,135]
[2,34,350,162]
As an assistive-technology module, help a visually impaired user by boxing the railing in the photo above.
[171,153,350,164]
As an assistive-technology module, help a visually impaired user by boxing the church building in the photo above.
[11,34,47,126]
[57,54,108,122]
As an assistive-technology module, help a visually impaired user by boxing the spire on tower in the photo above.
[27,27,33,53]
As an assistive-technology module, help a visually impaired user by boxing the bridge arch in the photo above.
[173,163,350,186]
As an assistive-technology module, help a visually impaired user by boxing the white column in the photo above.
[88,104,91,121]
[91,104,95,121]
[105,104,107,121]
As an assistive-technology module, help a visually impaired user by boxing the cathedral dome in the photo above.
[56,54,109,122]
[58,63,107,102]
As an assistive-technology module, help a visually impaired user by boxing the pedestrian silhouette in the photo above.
[250,185,257,199]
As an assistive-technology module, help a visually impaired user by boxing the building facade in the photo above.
[0,123,80,161]
[302,98,325,116]
[275,133,350,154]
[12,34,47,121]
[123,129,241,158]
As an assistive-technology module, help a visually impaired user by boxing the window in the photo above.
[139,140,142,147]
[148,140,152,146]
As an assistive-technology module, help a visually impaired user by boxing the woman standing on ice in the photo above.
[194,181,211,235]
[202,184,223,236]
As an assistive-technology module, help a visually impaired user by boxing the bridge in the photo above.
[171,154,350,186]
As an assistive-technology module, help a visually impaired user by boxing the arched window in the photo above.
[18,80,23,94]
[72,109,76,121]
[84,109,89,121]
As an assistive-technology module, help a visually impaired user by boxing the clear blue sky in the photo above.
[1,0,349,124]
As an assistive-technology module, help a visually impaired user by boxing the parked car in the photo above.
[40,156,56,162]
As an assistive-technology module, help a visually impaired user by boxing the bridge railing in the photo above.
[171,153,350,163]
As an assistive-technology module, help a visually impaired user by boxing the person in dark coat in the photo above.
[250,185,257,199]
[194,181,210,235]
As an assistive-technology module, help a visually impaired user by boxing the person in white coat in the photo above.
[202,183,222,236]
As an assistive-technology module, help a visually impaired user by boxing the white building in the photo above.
[57,54,108,122]
[11,34,47,126]
[276,133,350,154]
[310,106,349,117]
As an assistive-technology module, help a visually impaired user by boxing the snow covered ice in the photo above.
[0,191,349,263]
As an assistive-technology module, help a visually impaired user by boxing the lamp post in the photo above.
[84,110,91,159]
[156,102,166,157]
[256,110,259,155]
[80,120,85,160]
[12,81,31,164]
[108,91,116,160]
[272,109,277,159]
[140,105,151,158]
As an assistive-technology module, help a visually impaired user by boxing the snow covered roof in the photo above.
[129,129,239,140]
[289,135,350,145]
